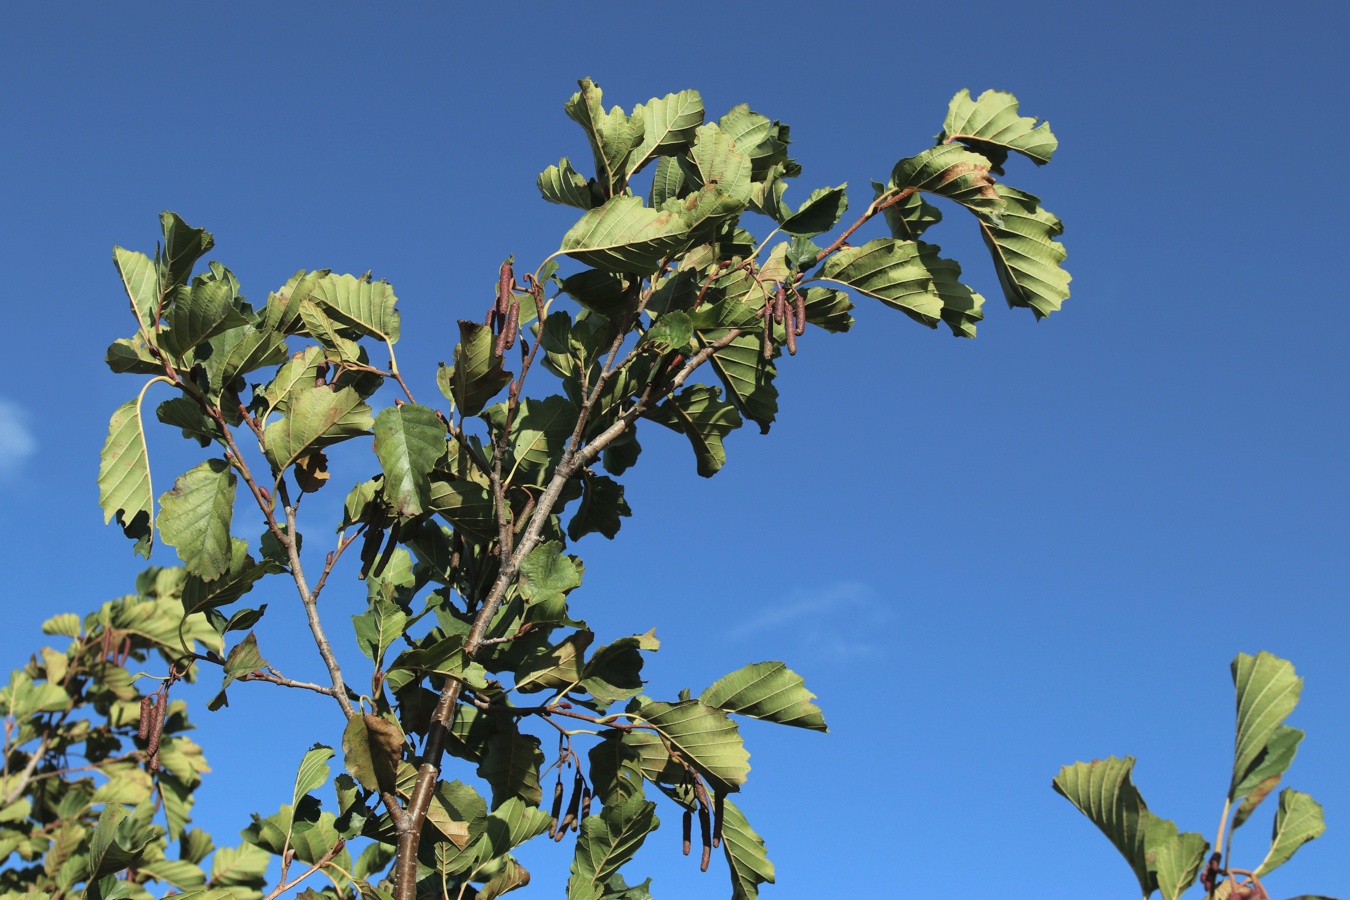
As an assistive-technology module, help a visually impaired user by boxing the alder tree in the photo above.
[5,79,1318,900]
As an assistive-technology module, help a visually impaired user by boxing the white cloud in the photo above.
[725,581,891,640]
[0,399,37,479]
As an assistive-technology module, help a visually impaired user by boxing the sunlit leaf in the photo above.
[939,88,1057,174]
[1230,652,1303,802]
[372,404,445,518]
[700,662,827,732]
[1255,789,1325,877]
[158,459,236,582]
[98,396,155,556]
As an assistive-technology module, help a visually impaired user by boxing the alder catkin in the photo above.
[503,296,520,351]
[682,807,692,856]
[548,779,564,838]
[146,689,167,762]
[698,802,712,872]
[794,290,806,336]
[496,259,514,316]
[713,792,725,849]
[137,694,154,740]
[580,785,592,820]
[774,283,787,324]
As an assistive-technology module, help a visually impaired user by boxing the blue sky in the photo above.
[2,2,1347,898]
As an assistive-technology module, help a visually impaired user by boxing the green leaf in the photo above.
[450,321,513,417]
[140,859,207,891]
[539,158,596,209]
[888,143,1003,220]
[802,287,854,333]
[565,78,645,196]
[577,630,658,709]
[568,473,632,541]
[627,89,704,176]
[113,247,161,330]
[483,795,553,855]
[698,331,777,435]
[106,334,163,374]
[299,300,362,361]
[700,662,827,732]
[263,385,374,472]
[1052,756,1157,898]
[386,634,488,693]
[646,385,742,477]
[641,310,693,355]
[637,700,749,793]
[566,794,660,900]
[912,242,986,338]
[221,632,266,690]
[476,723,544,809]
[208,842,270,895]
[1232,724,1304,830]
[685,123,752,215]
[717,105,792,178]
[182,538,272,614]
[874,180,943,242]
[514,630,594,694]
[978,185,1070,319]
[199,323,289,396]
[649,156,686,209]
[1255,789,1325,877]
[0,672,70,719]
[777,185,848,237]
[157,396,220,447]
[429,478,497,543]
[1230,652,1303,801]
[160,281,249,358]
[98,396,155,556]
[494,394,578,484]
[518,541,584,604]
[311,273,400,343]
[721,799,774,900]
[85,803,155,883]
[293,745,335,810]
[264,269,327,334]
[158,459,237,582]
[1143,817,1209,900]
[939,88,1057,174]
[819,238,944,327]
[42,613,82,637]
[372,404,444,518]
[559,194,693,275]
[160,212,214,288]
[352,596,408,669]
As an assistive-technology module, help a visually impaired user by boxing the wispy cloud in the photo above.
[725,581,893,642]
[0,399,37,480]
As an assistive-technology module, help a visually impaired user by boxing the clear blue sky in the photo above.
[2,3,1346,898]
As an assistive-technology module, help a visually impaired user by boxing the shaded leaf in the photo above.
[160,281,249,358]
[221,633,266,690]
[352,596,408,670]
[1233,725,1304,830]
[645,385,742,477]
[477,724,544,809]
[777,185,848,237]
[566,794,660,900]
[451,321,513,417]
[568,473,632,541]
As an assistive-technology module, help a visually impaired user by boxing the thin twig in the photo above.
[239,668,338,697]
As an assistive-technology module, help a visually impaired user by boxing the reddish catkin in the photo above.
[793,290,806,336]
[773,283,787,324]
[137,695,155,740]
[146,690,167,768]
[496,259,514,315]
[785,317,798,355]
[682,808,692,856]
[580,785,593,820]
[494,299,517,357]
[761,300,775,361]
